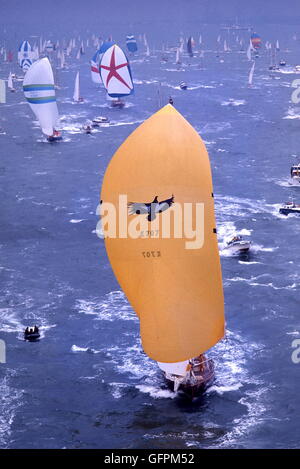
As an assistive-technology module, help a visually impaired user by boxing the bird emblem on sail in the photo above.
[128,195,174,221]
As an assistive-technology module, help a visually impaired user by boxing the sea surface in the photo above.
[1,23,300,449]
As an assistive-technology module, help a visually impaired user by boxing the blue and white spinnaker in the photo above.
[23,57,59,136]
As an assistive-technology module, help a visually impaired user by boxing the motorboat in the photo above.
[82,122,92,134]
[290,164,300,185]
[24,326,40,341]
[223,235,251,253]
[279,201,300,215]
[92,116,109,124]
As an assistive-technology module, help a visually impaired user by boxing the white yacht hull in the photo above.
[224,241,251,254]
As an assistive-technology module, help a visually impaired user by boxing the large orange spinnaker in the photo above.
[100,104,224,363]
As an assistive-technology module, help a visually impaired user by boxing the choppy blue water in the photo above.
[1,21,300,449]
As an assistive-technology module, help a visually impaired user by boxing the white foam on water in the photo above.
[71,344,101,354]
[215,194,288,220]
[108,119,144,128]
[136,385,176,399]
[69,219,84,223]
[238,261,262,265]
[283,108,300,120]
[207,331,270,448]
[0,370,24,448]
[109,382,132,399]
[206,382,243,395]
[199,122,232,134]
[227,275,297,290]
[75,291,137,322]
[0,308,25,333]
[221,99,246,106]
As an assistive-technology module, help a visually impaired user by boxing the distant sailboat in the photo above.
[143,34,150,57]
[250,33,261,49]
[99,44,133,108]
[73,71,83,102]
[23,57,62,142]
[18,40,34,72]
[0,79,6,104]
[187,36,194,57]
[248,61,255,86]
[60,51,66,69]
[100,105,225,397]
[8,72,15,92]
[126,35,138,54]
[246,40,252,60]
[90,51,101,83]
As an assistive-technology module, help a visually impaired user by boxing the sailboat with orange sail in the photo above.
[99,104,225,397]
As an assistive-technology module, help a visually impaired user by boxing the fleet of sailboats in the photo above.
[0,27,295,397]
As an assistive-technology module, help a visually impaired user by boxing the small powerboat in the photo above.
[24,326,40,342]
[82,121,92,134]
[111,98,125,109]
[290,164,300,185]
[180,81,188,90]
[92,116,109,124]
[224,235,251,254]
[279,60,286,66]
[279,201,300,215]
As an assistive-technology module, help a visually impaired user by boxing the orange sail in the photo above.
[100,104,224,363]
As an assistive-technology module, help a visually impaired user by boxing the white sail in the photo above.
[157,360,190,377]
[175,48,181,64]
[179,38,184,53]
[8,72,14,90]
[18,40,32,66]
[248,61,255,86]
[246,42,252,60]
[23,57,59,136]
[73,71,80,101]
[145,43,150,57]
[0,79,6,103]
[60,51,65,69]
